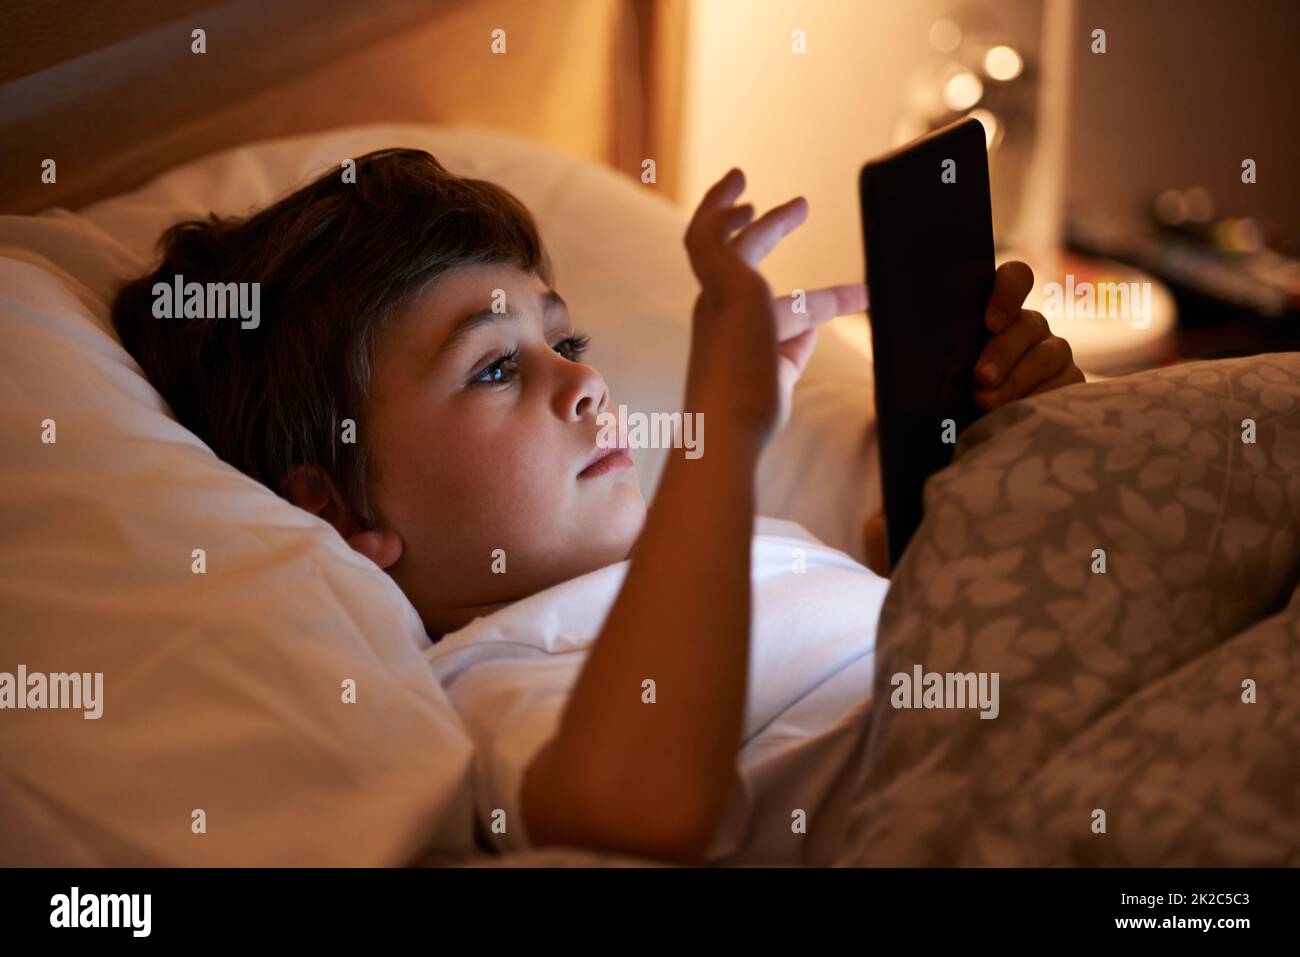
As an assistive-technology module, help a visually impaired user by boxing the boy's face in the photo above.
[364,264,646,635]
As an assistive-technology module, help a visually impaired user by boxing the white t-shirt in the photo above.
[424,517,890,865]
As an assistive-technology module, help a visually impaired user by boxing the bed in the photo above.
[0,0,700,866]
[839,352,1300,865]
[2,3,1296,868]
[0,120,883,866]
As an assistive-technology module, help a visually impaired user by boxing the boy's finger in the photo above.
[730,196,809,268]
[772,283,867,340]
[777,326,819,382]
[696,167,747,218]
[685,168,747,247]
[684,168,748,279]
[975,336,1072,409]
[721,203,757,236]
[985,260,1035,333]
[1025,361,1086,396]
[974,308,1050,388]
[776,283,868,321]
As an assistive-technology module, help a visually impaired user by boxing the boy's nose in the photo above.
[560,361,609,422]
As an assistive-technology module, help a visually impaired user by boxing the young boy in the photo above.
[113,148,1084,866]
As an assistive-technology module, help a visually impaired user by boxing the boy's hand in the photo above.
[683,168,860,448]
[771,281,867,432]
[974,261,1085,411]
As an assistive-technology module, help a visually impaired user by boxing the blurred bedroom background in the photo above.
[3,0,1297,376]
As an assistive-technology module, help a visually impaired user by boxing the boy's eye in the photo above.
[469,333,591,386]
[554,332,591,362]
[471,347,519,385]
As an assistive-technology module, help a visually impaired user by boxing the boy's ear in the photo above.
[344,528,404,570]
[282,464,404,570]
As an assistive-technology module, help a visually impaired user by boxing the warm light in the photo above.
[929,19,961,53]
[984,45,1023,81]
[1154,189,1187,224]
[942,70,983,111]
[1185,186,1214,222]
[1217,218,1264,252]
[968,109,1000,149]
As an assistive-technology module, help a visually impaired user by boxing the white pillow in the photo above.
[0,252,478,865]
[0,123,879,864]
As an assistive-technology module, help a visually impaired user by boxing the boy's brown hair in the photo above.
[112,147,553,525]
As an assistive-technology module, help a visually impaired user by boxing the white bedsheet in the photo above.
[424,517,889,865]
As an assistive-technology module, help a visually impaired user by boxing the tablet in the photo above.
[858,117,996,571]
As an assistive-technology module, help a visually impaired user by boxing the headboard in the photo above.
[0,0,687,214]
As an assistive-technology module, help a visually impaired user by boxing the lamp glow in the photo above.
[942,70,983,111]
[984,45,1023,81]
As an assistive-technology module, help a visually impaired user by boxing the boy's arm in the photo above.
[520,169,811,864]
[521,420,760,863]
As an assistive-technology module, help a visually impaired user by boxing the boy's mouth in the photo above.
[578,445,633,480]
